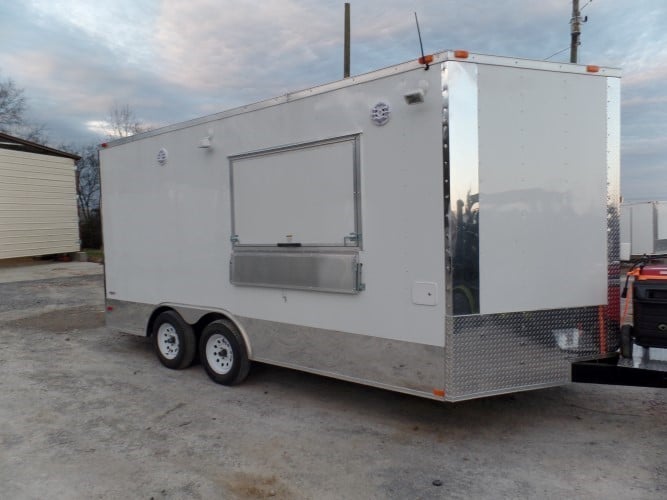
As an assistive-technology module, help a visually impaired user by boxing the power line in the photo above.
[544,46,570,61]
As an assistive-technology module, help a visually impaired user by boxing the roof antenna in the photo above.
[414,12,431,70]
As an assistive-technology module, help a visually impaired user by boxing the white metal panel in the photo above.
[101,66,447,347]
[0,149,79,259]
[620,204,632,260]
[619,243,631,262]
[412,282,438,306]
[630,202,655,254]
[231,138,355,245]
[656,202,667,240]
[477,66,608,314]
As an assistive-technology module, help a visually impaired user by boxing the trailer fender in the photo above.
[153,304,254,359]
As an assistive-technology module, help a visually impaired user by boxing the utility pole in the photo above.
[344,3,351,77]
[570,0,581,63]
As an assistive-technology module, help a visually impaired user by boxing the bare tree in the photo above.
[10,122,48,143]
[0,72,48,142]
[76,144,101,221]
[57,141,102,248]
[106,102,147,139]
[0,74,26,131]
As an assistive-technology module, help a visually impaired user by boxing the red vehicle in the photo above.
[620,258,667,358]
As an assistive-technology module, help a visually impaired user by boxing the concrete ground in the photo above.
[0,258,103,284]
[0,262,665,499]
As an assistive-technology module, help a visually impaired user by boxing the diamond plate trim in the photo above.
[445,306,611,400]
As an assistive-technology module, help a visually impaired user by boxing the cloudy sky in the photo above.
[1,0,665,200]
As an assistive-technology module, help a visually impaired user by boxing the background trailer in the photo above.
[101,51,621,401]
[620,201,667,259]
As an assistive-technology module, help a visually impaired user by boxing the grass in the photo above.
[84,248,104,263]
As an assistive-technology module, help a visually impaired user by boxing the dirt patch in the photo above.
[9,305,105,332]
[225,472,295,500]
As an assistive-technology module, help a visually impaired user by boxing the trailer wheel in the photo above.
[620,324,633,359]
[152,311,196,370]
[200,320,250,385]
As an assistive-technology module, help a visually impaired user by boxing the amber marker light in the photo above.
[418,54,434,65]
[586,65,600,73]
[453,50,469,59]
[432,388,445,398]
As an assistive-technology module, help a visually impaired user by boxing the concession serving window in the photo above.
[228,135,363,293]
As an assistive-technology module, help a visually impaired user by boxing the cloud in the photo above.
[140,0,588,103]
[26,0,157,65]
[152,0,340,92]
[85,120,109,137]
[623,96,667,108]
[2,0,666,201]
[622,136,667,155]
[623,65,667,88]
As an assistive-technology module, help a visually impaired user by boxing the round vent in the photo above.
[370,101,391,126]
[157,148,168,166]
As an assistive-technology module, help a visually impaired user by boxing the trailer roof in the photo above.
[104,50,621,149]
[0,131,81,160]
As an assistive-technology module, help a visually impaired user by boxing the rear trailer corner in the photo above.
[440,56,621,401]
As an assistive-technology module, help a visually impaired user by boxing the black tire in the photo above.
[152,311,197,370]
[620,324,633,359]
[199,320,250,385]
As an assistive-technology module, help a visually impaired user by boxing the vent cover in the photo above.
[157,148,168,166]
[370,101,391,126]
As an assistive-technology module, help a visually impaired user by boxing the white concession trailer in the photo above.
[101,51,621,401]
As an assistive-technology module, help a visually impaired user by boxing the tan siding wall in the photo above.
[0,149,79,258]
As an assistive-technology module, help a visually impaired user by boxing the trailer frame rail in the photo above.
[572,353,667,388]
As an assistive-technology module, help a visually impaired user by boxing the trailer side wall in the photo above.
[102,66,448,397]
